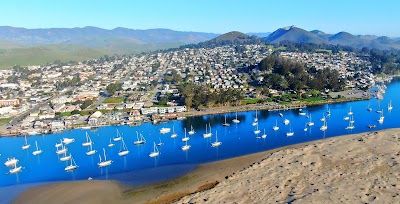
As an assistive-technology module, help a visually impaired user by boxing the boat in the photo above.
[320,120,328,131]
[108,138,115,147]
[177,116,186,120]
[349,115,355,124]
[222,115,230,126]
[304,123,308,132]
[272,120,279,131]
[171,126,178,138]
[254,124,261,135]
[56,144,68,155]
[81,126,91,130]
[65,156,78,172]
[299,109,307,116]
[367,102,372,112]
[188,125,195,135]
[181,140,191,151]
[82,132,93,147]
[62,137,75,145]
[118,137,129,156]
[286,125,294,137]
[113,129,122,142]
[134,132,146,145]
[203,123,212,138]
[4,157,18,167]
[368,124,377,129]
[60,152,72,161]
[21,135,30,150]
[283,119,290,125]
[388,100,393,111]
[279,113,283,117]
[156,138,163,146]
[182,128,190,142]
[343,116,350,121]
[160,127,171,134]
[32,141,43,156]
[320,115,326,122]
[378,110,384,124]
[307,114,314,126]
[326,106,331,117]
[261,129,267,139]
[86,142,97,156]
[252,110,258,126]
[211,131,222,147]
[348,107,353,116]
[9,163,22,174]
[149,142,160,158]
[98,148,112,168]
[232,112,240,124]
[55,140,63,148]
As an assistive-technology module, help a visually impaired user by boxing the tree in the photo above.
[106,83,122,95]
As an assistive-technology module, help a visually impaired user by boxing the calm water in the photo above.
[0,80,399,191]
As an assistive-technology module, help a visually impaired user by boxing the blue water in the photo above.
[0,80,399,191]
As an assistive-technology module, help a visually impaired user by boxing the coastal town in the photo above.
[0,44,385,136]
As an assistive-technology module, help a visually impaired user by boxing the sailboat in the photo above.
[283,118,290,125]
[378,110,384,124]
[86,142,96,156]
[326,106,331,117]
[388,100,393,111]
[343,116,350,121]
[299,108,307,116]
[261,129,267,139]
[21,135,30,150]
[32,141,43,156]
[286,126,294,137]
[9,163,22,174]
[98,148,112,167]
[320,120,328,131]
[82,132,93,147]
[55,139,63,148]
[171,126,178,138]
[273,120,279,131]
[211,131,222,147]
[188,125,195,135]
[108,138,115,147]
[56,143,68,155]
[348,107,353,116]
[134,132,146,145]
[113,129,122,142]
[149,142,160,158]
[156,138,163,146]
[60,152,72,161]
[252,110,258,126]
[304,123,308,132]
[254,124,261,135]
[307,114,314,126]
[222,115,230,126]
[65,156,78,172]
[181,140,191,151]
[4,157,18,167]
[118,137,129,156]
[62,137,75,145]
[182,128,190,142]
[232,112,240,124]
[203,123,212,138]
[367,102,372,112]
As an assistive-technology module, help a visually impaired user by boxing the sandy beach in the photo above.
[14,129,400,204]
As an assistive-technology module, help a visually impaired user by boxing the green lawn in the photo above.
[242,98,263,105]
[0,117,11,126]
[103,97,124,104]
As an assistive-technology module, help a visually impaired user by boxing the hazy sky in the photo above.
[1,0,399,36]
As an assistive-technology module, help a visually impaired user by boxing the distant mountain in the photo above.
[264,26,325,44]
[187,31,261,48]
[247,32,271,38]
[264,26,400,50]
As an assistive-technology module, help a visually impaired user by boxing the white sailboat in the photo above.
[378,110,385,124]
[252,110,258,126]
[286,126,294,137]
[211,131,222,147]
[261,129,267,139]
[304,123,308,132]
[254,124,261,135]
[388,100,393,111]
[171,126,178,138]
[32,141,43,156]
[55,140,63,148]
[4,157,18,167]
[348,107,353,116]
[320,120,328,131]
[86,142,97,156]
[272,120,279,131]
[182,128,190,142]
[283,118,290,126]
[98,148,112,167]
[156,138,163,146]
[222,115,230,126]
[160,127,171,134]
[65,156,78,172]
[113,129,122,142]
[149,142,160,158]
[21,135,30,150]
[343,116,350,121]
[181,140,191,151]
[134,132,146,145]
[203,123,212,138]
[62,137,75,145]
[307,114,314,126]
[56,143,68,155]
[118,137,129,156]
[232,112,240,124]
[367,102,372,112]
[108,138,115,147]
[9,163,22,174]
[60,152,72,161]
[82,132,93,147]
[188,125,195,135]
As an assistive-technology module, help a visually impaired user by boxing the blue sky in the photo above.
[1,0,399,36]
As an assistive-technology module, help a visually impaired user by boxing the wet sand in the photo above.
[15,129,400,204]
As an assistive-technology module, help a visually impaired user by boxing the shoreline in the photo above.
[0,96,367,138]
[13,128,398,204]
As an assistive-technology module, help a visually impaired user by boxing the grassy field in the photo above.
[0,117,11,126]
[103,97,124,104]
